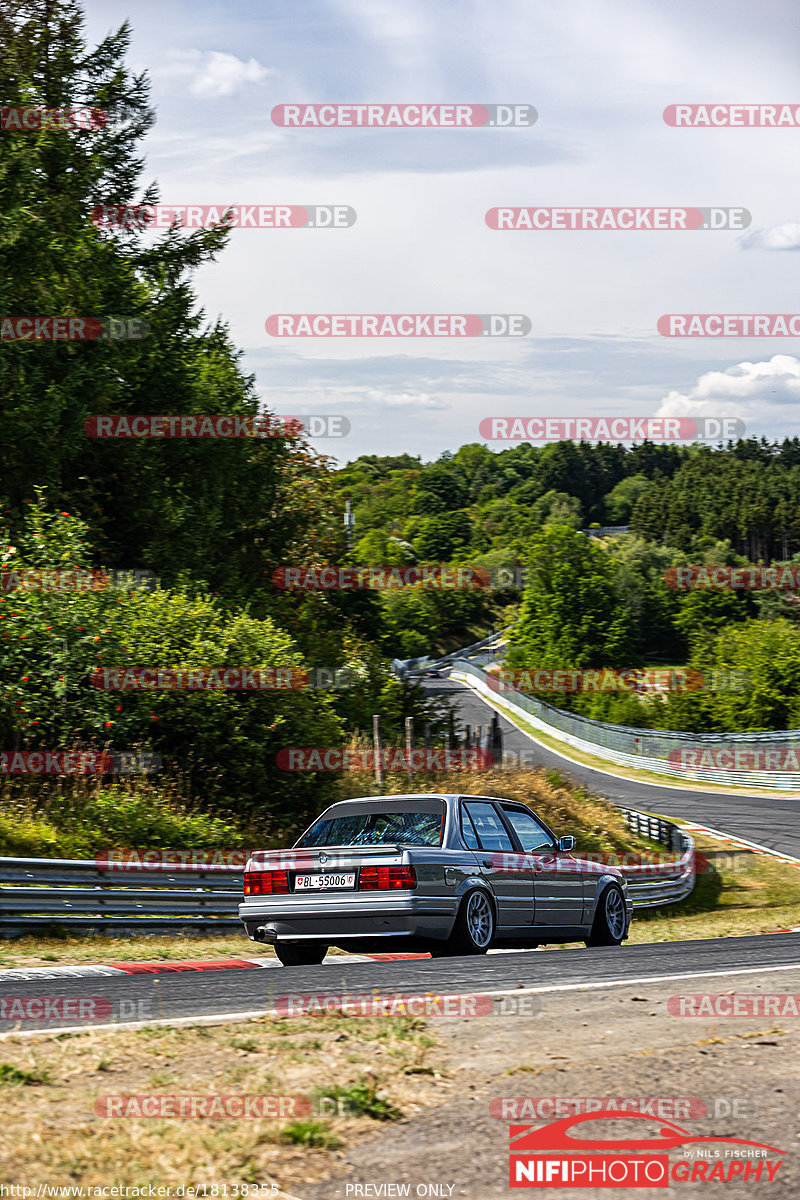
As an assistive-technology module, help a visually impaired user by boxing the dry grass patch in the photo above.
[0,934,274,969]
[0,938,365,970]
[0,1012,446,1190]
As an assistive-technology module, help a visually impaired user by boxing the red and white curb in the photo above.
[0,952,438,984]
[678,819,800,869]
[0,948,544,984]
[0,957,278,983]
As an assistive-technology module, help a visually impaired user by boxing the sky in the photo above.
[82,0,800,466]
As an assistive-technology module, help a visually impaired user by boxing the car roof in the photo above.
[322,794,530,808]
[326,793,455,804]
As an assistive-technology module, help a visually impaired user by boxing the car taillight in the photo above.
[243,870,290,895]
[359,865,417,891]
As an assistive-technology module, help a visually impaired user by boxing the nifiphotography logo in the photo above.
[508,1110,784,1187]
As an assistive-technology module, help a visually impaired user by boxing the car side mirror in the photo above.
[558,835,576,852]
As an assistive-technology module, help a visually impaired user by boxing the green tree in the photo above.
[531,490,584,531]
[506,526,635,671]
[410,512,472,559]
[663,618,800,733]
[0,499,344,824]
[603,474,650,524]
[0,0,341,616]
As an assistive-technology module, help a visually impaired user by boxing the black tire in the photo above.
[585,884,626,947]
[274,942,329,966]
[432,889,495,956]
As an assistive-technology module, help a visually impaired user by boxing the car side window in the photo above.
[463,801,514,851]
[460,806,481,850]
[502,807,556,852]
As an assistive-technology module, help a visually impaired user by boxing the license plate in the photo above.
[295,872,356,891]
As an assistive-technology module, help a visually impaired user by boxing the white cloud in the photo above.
[363,389,448,410]
[739,223,800,251]
[159,50,272,98]
[657,356,800,438]
[256,385,449,414]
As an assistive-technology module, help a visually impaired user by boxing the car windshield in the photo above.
[298,808,444,847]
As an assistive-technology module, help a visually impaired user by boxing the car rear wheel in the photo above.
[585,884,626,947]
[274,941,329,966]
[432,889,495,956]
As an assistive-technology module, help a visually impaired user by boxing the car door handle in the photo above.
[481,858,493,867]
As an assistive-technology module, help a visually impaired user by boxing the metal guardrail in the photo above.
[396,626,513,677]
[580,526,631,538]
[0,857,243,937]
[0,814,693,936]
[616,809,696,908]
[452,661,800,792]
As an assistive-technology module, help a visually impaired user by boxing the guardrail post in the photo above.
[405,716,414,782]
[373,714,384,789]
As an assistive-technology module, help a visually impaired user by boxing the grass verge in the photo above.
[0,1012,443,1190]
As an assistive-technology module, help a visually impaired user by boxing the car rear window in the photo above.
[298,802,445,847]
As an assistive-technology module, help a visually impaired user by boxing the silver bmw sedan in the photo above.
[239,793,633,965]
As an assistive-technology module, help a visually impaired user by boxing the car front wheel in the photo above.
[274,941,329,966]
[585,884,626,947]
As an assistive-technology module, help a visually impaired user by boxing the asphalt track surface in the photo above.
[427,674,800,859]
[2,934,800,1033]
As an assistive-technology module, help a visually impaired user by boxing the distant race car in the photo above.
[238,793,633,965]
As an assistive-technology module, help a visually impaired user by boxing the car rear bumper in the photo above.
[239,893,455,943]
